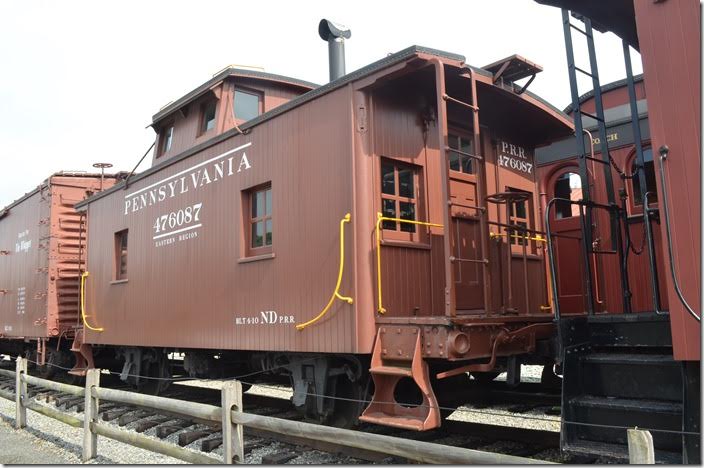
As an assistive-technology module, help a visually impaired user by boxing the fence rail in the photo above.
[0,357,567,464]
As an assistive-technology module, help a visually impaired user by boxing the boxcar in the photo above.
[0,173,118,376]
[75,45,572,427]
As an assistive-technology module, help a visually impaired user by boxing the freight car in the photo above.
[0,172,119,377]
[72,21,574,430]
[534,0,700,463]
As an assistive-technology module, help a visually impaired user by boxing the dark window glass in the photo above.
[115,230,128,280]
[202,101,217,133]
[397,167,414,198]
[399,201,416,233]
[250,186,272,249]
[382,198,396,230]
[252,221,264,248]
[380,159,420,235]
[234,90,261,121]
[448,133,474,174]
[631,148,657,206]
[510,200,527,219]
[381,163,395,195]
[555,172,582,219]
[163,126,174,153]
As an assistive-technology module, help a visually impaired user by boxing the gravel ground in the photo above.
[448,365,561,432]
[0,364,560,464]
[0,397,185,464]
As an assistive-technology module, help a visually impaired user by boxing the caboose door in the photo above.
[547,167,604,314]
[447,131,484,311]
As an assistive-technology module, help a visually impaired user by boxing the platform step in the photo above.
[358,412,426,431]
[564,440,682,464]
[369,366,413,377]
[581,353,678,366]
[570,395,682,415]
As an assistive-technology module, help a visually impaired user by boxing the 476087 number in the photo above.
[153,203,202,234]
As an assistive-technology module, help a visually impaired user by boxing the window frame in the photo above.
[242,183,273,257]
[505,187,536,255]
[379,158,425,243]
[159,124,174,157]
[447,127,477,180]
[199,99,218,136]
[233,87,264,124]
[114,229,128,282]
[626,146,657,216]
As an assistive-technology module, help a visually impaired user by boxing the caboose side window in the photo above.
[234,89,262,122]
[250,185,272,251]
[380,159,418,234]
[200,100,217,134]
[161,125,174,156]
[114,229,128,281]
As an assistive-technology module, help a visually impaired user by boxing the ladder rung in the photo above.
[583,155,609,165]
[592,249,618,255]
[574,66,596,79]
[442,94,478,111]
[451,257,489,264]
[579,110,604,122]
[569,23,591,38]
[445,146,483,161]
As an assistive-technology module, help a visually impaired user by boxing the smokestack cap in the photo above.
[318,19,351,41]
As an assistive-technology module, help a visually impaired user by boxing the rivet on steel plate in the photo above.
[382,348,387,354]
[397,350,402,355]
[397,328,401,334]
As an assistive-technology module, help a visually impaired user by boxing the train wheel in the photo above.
[36,348,72,380]
[326,374,366,428]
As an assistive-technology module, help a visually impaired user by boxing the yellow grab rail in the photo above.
[80,272,104,332]
[375,212,443,314]
[296,213,353,331]
[489,231,547,243]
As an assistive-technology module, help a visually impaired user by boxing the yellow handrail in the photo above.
[489,231,547,243]
[375,212,443,314]
[296,213,353,330]
[80,272,104,332]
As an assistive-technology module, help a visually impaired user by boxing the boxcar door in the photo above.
[447,131,484,311]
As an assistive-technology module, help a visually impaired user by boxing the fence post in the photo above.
[627,428,655,464]
[15,357,27,429]
[82,368,101,462]
[221,380,244,464]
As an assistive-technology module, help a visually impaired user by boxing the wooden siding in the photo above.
[85,86,357,354]
[635,0,701,360]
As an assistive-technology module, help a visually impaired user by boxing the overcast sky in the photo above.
[0,0,642,207]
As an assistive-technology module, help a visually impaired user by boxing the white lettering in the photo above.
[237,153,251,173]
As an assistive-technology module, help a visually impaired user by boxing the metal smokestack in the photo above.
[318,19,351,81]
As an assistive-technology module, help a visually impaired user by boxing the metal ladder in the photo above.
[438,65,492,315]
[548,10,632,316]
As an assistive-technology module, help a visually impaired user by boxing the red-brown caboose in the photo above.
[74,39,572,428]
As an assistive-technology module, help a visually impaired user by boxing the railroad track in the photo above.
[0,369,576,464]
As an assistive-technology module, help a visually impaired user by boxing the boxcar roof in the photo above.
[78,45,571,209]
[1,172,119,214]
[152,68,320,125]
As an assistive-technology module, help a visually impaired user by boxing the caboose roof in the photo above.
[78,45,571,209]
[151,68,319,126]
